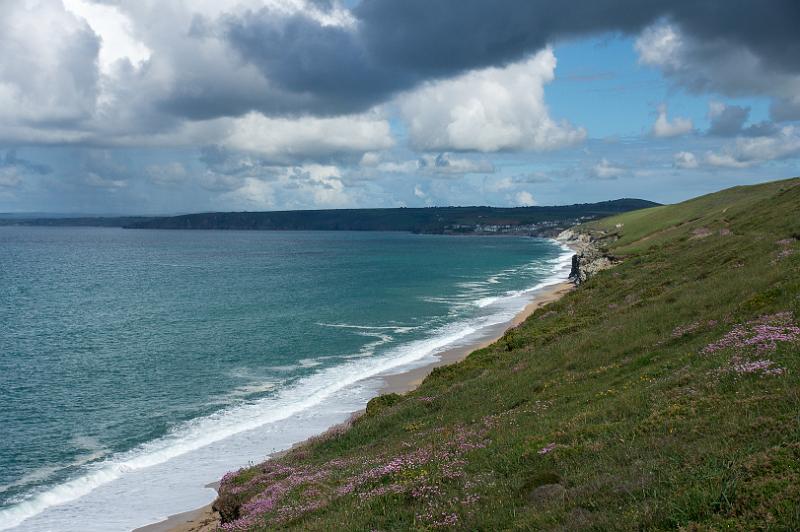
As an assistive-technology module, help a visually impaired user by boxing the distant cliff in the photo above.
[121,199,658,234]
[0,200,658,235]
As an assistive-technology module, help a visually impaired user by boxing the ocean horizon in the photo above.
[0,226,572,531]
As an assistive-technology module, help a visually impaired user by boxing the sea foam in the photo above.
[1,240,574,532]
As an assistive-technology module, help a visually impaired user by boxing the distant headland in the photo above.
[0,198,658,237]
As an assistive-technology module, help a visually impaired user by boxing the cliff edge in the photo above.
[556,228,615,284]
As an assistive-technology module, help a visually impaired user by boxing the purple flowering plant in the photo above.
[700,312,798,377]
[216,420,494,530]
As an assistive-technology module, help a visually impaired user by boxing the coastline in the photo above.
[136,278,574,532]
[378,280,573,395]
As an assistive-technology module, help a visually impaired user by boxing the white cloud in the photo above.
[0,0,367,148]
[704,126,800,168]
[218,163,352,210]
[486,177,515,192]
[365,152,493,176]
[147,162,188,186]
[62,0,151,74]
[399,48,585,152]
[413,184,426,199]
[652,105,693,138]
[591,158,626,179]
[486,175,547,200]
[704,152,752,169]
[731,127,800,161]
[299,164,351,207]
[160,0,356,28]
[375,160,421,174]
[417,153,494,175]
[0,0,100,126]
[635,24,683,69]
[673,151,699,169]
[85,172,127,189]
[0,167,22,188]
[359,152,416,174]
[514,191,536,206]
[359,152,382,167]
[708,102,726,119]
[223,112,394,159]
[221,177,275,209]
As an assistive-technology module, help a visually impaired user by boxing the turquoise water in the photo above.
[0,227,571,531]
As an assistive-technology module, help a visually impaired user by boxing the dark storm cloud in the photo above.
[220,0,652,117]
[708,104,783,138]
[215,0,800,119]
[741,121,780,138]
[671,1,800,75]
[357,0,800,75]
[223,11,409,116]
[708,105,750,137]
[354,0,653,76]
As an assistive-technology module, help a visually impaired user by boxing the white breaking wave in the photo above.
[472,244,572,310]
[474,296,501,308]
[0,320,493,530]
[0,240,574,531]
[228,381,279,397]
[316,323,419,334]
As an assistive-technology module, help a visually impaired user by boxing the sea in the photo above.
[0,227,572,531]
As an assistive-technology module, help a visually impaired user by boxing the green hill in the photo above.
[120,200,656,234]
[212,178,800,530]
[0,199,657,235]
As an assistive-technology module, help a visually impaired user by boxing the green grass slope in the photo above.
[214,178,800,531]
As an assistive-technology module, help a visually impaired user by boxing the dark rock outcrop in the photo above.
[557,229,614,284]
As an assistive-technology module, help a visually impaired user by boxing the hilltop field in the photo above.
[211,178,800,530]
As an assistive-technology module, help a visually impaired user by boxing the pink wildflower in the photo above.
[702,312,799,354]
[726,356,786,377]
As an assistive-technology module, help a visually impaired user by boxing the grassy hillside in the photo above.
[214,178,800,531]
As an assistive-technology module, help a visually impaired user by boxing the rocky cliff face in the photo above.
[556,229,614,284]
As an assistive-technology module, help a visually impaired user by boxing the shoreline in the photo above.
[136,277,574,532]
[378,280,573,395]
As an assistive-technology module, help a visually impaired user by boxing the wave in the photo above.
[473,296,501,308]
[0,320,495,530]
[316,323,418,334]
[471,244,572,310]
[0,240,574,531]
[227,381,279,397]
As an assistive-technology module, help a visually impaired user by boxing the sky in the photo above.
[1,0,799,214]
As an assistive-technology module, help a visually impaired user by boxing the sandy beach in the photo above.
[136,279,574,532]
[379,281,574,395]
